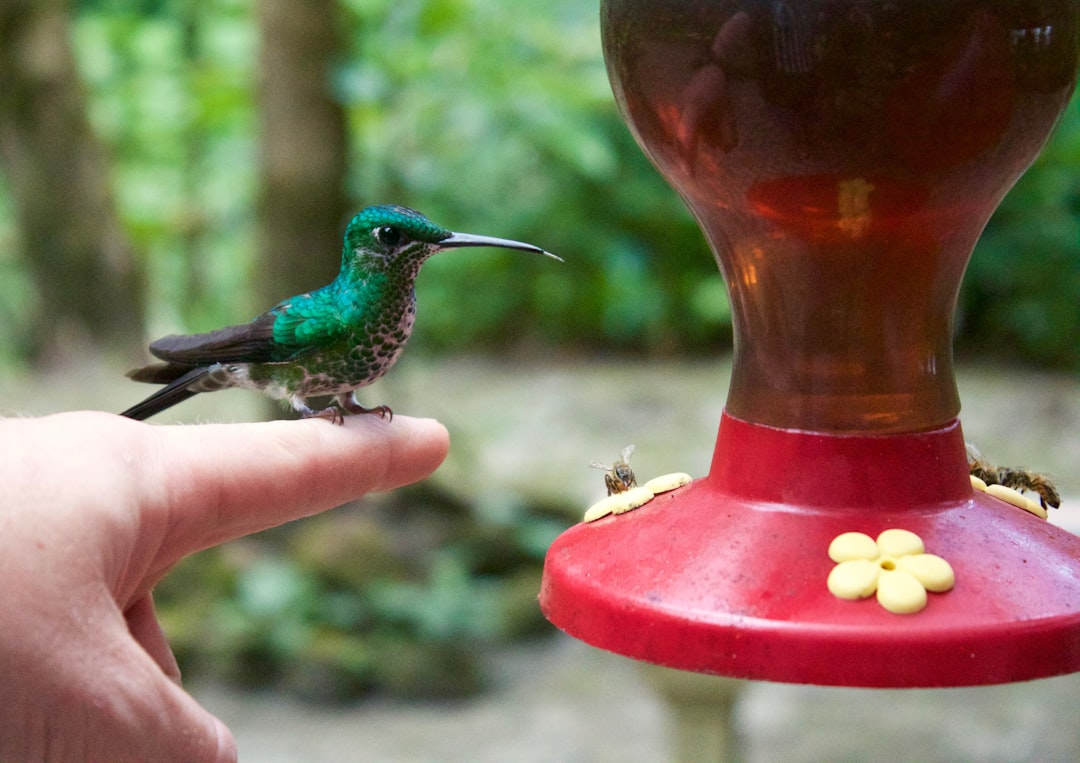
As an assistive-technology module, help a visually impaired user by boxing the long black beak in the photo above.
[440,232,562,262]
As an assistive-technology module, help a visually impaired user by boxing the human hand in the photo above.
[0,411,449,762]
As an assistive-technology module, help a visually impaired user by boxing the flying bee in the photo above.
[967,443,1061,509]
[590,444,637,496]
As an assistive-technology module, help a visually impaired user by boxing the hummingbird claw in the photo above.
[306,406,346,425]
[336,394,393,422]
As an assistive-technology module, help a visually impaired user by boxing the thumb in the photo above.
[9,594,237,763]
[91,639,238,763]
[125,596,237,761]
[126,593,182,683]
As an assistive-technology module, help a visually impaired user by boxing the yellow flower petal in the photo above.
[876,569,928,614]
[583,486,656,522]
[876,528,924,557]
[985,483,1048,519]
[828,531,879,563]
[612,486,656,514]
[898,553,955,593]
[827,559,880,599]
[642,472,692,494]
[583,499,615,523]
[1024,501,1049,519]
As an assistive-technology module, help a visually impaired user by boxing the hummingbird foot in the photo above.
[290,395,346,425]
[306,406,347,425]
[294,399,392,425]
[335,393,393,422]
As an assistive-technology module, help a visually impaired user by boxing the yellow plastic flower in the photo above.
[827,529,954,614]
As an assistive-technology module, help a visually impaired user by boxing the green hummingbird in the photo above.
[120,205,560,422]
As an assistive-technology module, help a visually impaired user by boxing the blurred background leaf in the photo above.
[959,101,1080,369]
[155,483,558,702]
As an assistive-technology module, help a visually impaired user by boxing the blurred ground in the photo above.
[4,355,1080,761]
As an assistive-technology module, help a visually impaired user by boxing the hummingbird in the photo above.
[119,205,560,423]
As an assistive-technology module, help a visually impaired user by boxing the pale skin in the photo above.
[0,411,450,763]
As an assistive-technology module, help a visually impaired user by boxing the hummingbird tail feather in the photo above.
[126,361,193,384]
[119,367,210,421]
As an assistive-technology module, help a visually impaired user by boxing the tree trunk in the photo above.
[255,0,350,304]
[0,0,144,362]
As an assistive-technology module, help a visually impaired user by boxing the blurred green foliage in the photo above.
[335,0,725,353]
[961,101,1080,369]
[72,0,258,335]
[51,0,722,358]
[155,484,566,701]
[4,0,1078,366]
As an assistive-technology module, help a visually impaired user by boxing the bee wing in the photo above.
[620,444,636,463]
[589,460,614,471]
[964,442,984,465]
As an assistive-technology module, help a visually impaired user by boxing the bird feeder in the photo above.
[540,0,1080,687]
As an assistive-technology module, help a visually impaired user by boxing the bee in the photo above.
[967,443,1061,509]
[590,444,637,496]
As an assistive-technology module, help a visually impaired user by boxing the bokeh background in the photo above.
[1,1,1078,760]
[4,0,1079,370]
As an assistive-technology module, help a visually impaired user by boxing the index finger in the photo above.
[141,413,449,554]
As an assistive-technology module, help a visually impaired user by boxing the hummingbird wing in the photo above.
[147,312,285,365]
[264,299,348,349]
[148,291,352,366]
[121,299,339,420]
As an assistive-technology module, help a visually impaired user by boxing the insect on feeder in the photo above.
[540,0,1080,687]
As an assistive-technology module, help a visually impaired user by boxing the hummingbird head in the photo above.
[340,205,560,280]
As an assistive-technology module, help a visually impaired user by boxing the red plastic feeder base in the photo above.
[540,412,1080,687]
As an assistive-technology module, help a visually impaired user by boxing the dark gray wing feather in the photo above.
[126,362,192,384]
[148,312,280,365]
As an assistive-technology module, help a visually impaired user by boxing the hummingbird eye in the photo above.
[373,225,403,248]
